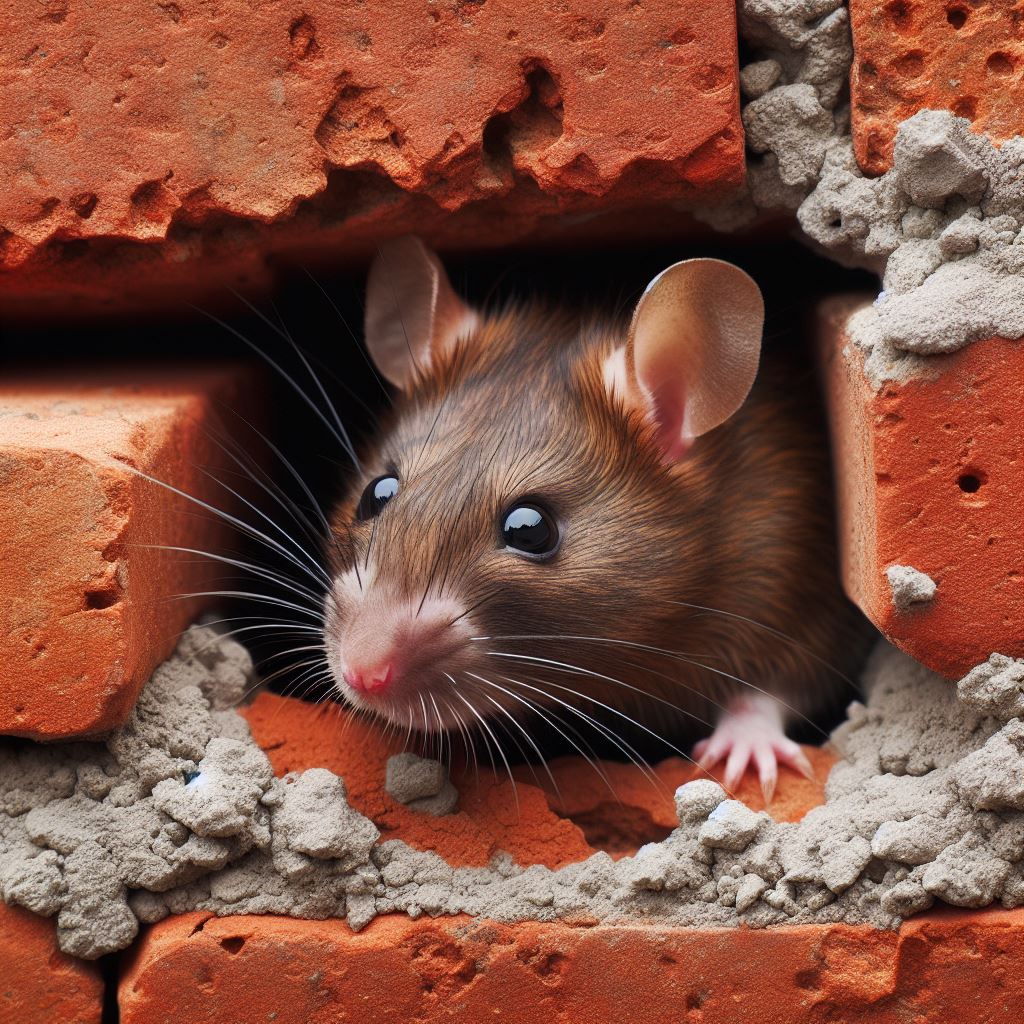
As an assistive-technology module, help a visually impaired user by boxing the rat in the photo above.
[323,236,867,799]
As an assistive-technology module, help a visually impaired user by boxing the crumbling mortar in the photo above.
[4,626,1024,959]
[710,0,1024,385]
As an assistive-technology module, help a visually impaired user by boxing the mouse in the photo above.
[323,236,868,800]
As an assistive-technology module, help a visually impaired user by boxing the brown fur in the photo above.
[326,302,868,751]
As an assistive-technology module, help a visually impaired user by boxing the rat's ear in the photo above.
[623,258,764,462]
[364,236,480,390]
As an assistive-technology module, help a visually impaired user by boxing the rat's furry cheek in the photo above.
[323,567,364,633]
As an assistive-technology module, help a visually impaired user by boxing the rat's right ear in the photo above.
[623,258,764,463]
[364,236,480,390]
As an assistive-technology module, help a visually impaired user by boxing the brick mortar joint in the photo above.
[709,0,1024,388]
[4,625,1024,959]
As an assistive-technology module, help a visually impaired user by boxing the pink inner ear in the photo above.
[648,381,692,463]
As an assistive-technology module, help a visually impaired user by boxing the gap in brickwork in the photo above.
[99,953,120,1024]
[553,802,674,857]
[0,238,875,765]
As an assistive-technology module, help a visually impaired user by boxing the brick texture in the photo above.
[119,907,1024,1023]
[241,692,834,866]
[0,0,743,315]
[113,694,833,1020]
[850,0,1024,175]
[0,903,102,1024]
[0,367,257,739]
[819,298,1024,678]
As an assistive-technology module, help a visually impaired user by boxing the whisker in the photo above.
[299,265,392,403]
[464,673,562,802]
[471,672,617,799]
[495,672,665,792]
[444,673,480,785]
[481,633,827,739]
[451,685,520,814]
[194,303,360,467]
[195,467,331,587]
[120,463,330,590]
[445,588,506,630]
[201,425,337,567]
[168,590,322,621]
[486,650,713,731]
[147,546,324,606]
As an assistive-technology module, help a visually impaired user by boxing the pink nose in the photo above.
[343,662,394,695]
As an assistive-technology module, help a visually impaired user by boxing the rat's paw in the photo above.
[693,695,813,803]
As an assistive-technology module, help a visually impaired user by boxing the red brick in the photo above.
[819,298,1024,678]
[0,366,258,738]
[118,907,1024,1023]
[115,697,834,1020]
[0,903,103,1024]
[0,0,743,315]
[850,0,1024,175]
[241,693,832,867]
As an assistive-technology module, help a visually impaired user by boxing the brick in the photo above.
[0,902,103,1024]
[0,0,743,315]
[119,906,1024,1023]
[241,693,832,866]
[819,298,1024,678]
[114,695,834,1020]
[0,367,257,738]
[850,0,1024,175]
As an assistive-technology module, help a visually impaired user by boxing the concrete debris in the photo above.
[886,566,937,611]
[711,0,1024,382]
[6,630,1024,957]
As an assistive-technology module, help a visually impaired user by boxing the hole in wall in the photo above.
[946,5,967,29]
[84,585,121,610]
[220,936,246,954]
[893,50,925,78]
[481,62,564,178]
[957,470,985,493]
[987,52,1015,76]
[552,803,673,856]
[952,96,977,120]
[0,238,876,764]
[883,0,912,32]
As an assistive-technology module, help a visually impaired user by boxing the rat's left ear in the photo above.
[622,258,764,462]
[364,236,480,390]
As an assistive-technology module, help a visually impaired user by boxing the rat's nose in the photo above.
[343,662,394,695]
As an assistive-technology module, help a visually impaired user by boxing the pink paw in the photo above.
[692,695,814,802]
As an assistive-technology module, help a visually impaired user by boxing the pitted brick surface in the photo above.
[0,0,743,313]
[0,367,258,738]
[850,0,1024,175]
[820,298,1024,677]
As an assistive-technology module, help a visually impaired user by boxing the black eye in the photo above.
[502,503,559,557]
[356,475,399,521]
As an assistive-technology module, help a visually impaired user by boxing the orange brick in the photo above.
[0,0,742,315]
[850,0,1024,174]
[241,693,832,867]
[114,695,836,1021]
[0,366,257,738]
[118,907,1024,1023]
[0,903,103,1024]
[819,298,1024,678]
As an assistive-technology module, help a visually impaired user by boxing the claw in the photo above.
[691,694,813,802]
[789,746,816,782]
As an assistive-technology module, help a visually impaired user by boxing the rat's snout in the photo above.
[338,599,456,697]
[326,571,475,728]
[342,663,393,695]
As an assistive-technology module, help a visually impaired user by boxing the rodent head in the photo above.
[324,237,763,736]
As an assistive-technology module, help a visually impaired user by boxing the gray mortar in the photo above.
[886,565,937,611]
[707,0,1024,383]
[5,629,1024,957]
[385,752,459,816]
